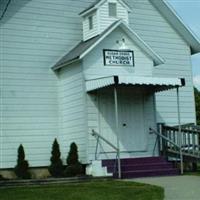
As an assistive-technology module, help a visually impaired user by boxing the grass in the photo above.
[184,163,200,176]
[0,180,164,200]
[184,171,200,176]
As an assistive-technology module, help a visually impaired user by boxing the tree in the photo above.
[194,87,200,125]
[14,144,30,179]
[49,138,63,177]
[65,142,83,177]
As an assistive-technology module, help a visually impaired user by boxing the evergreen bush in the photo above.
[65,142,83,177]
[0,174,4,180]
[49,138,63,177]
[14,144,30,179]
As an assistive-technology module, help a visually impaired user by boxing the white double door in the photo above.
[99,89,146,153]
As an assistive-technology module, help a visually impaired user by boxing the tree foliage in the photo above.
[194,87,200,125]
[14,144,30,179]
[49,138,63,177]
[65,142,83,177]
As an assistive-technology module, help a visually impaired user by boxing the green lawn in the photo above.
[0,180,164,200]
[184,165,200,176]
[184,171,200,176]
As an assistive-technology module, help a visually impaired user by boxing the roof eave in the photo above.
[79,0,106,17]
[79,20,165,65]
[79,0,132,17]
[119,22,165,66]
[79,7,97,17]
[80,20,123,59]
[118,0,132,12]
[53,20,165,71]
[151,0,200,55]
[52,57,80,71]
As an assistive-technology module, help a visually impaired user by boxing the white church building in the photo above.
[1,0,200,178]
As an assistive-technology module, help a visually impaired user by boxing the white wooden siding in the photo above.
[126,0,196,125]
[58,63,87,164]
[0,0,91,168]
[0,0,196,168]
[83,11,99,41]
[87,88,157,160]
[86,93,100,161]
[83,27,154,79]
[99,0,129,33]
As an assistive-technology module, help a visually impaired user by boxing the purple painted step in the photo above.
[102,156,166,166]
[115,168,179,179]
[102,156,179,179]
[106,163,174,173]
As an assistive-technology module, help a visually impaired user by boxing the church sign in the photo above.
[103,49,134,66]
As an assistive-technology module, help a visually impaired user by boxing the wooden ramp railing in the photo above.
[150,124,200,174]
[162,125,200,159]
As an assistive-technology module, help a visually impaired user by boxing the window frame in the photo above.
[108,2,117,17]
[88,16,93,30]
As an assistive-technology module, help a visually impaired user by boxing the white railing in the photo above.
[91,130,121,178]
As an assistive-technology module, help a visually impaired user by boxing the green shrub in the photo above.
[0,174,4,180]
[49,138,63,177]
[65,142,83,177]
[14,144,30,179]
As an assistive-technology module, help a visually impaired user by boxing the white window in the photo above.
[109,3,117,17]
[89,16,93,30]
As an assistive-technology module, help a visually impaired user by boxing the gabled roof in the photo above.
[80,0,200,54]
[79,0,131,17]
[151,0,200,55]
[52,20,165,71]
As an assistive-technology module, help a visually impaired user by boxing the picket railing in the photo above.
[150,124,200,174]
[162,125,200,158]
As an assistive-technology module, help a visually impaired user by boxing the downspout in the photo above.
[114,76,121,179]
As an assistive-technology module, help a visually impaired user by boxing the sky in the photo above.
[167,0,200,90]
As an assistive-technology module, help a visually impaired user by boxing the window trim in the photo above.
[89,16,93,30]
[108,2,117,17]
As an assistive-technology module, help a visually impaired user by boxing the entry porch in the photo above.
[85,75,190,178]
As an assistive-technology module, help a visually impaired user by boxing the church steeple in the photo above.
[79,0,131,41]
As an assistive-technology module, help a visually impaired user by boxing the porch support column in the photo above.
[114,76,121,179]
[176,86,183,174]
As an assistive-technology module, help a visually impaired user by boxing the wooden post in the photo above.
[114,86,121,179]
[177,86,183,174]
[157,123,163,155]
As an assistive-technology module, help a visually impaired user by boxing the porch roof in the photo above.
[85,75,184,92]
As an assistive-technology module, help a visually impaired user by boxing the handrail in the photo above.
[150,127,184,174]
[164,125,200,134]
[162,125,200,155]
[91,130,120,177]
[150,124,200,175]
[91,130,119,151]
[149,128,180,148]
